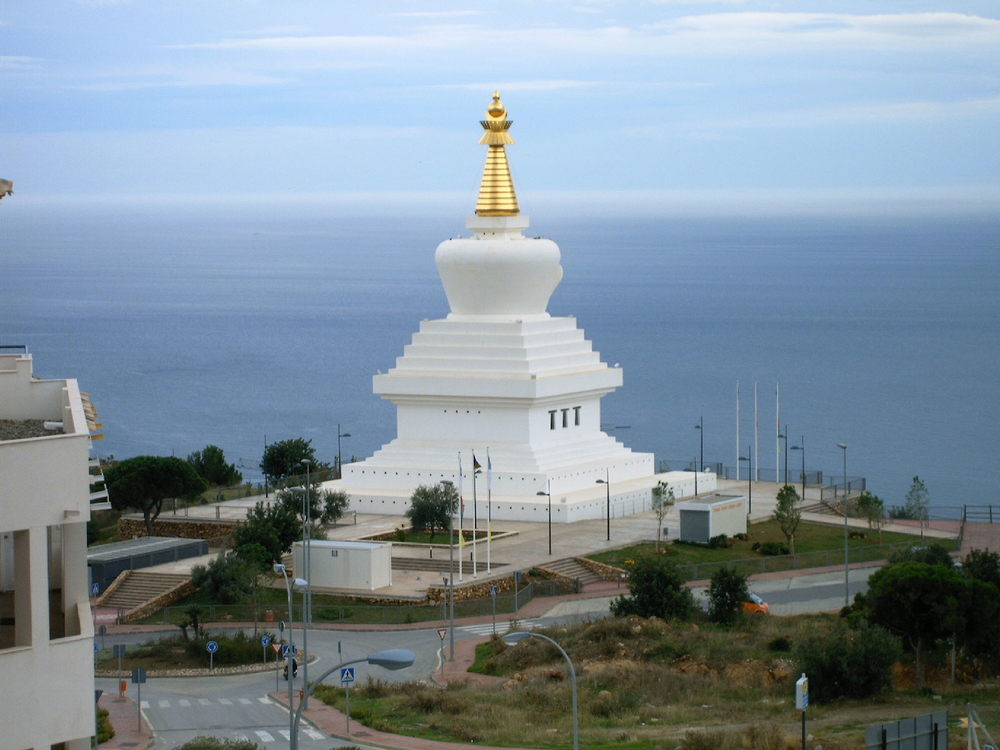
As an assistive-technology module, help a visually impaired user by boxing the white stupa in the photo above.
[338,93,710,523]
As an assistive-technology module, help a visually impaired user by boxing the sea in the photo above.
[3,197,998,517]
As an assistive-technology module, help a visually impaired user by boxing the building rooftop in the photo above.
[0,419,61,441]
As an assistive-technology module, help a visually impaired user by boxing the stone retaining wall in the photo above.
[119,516,240,541]
[124,579,197,624]
[426,574,519,604]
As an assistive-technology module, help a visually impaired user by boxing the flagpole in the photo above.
[736,381,741,481]
[754,381,759,482]
[472,453,478,580]
[458,452,464,583]
[486,449,493,575]
[775,382,780,485]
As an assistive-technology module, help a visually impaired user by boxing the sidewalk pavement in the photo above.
[98,691,153,750]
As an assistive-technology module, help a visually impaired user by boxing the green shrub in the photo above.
[708,534,732,549]
[889,543,954,567]
[758,541,789,556]
[610,556,694,621]
[707,566,749,625]
[794,620,900,703]
[96,707,114,743]
[767,636,792,652]
[175,737,260,750]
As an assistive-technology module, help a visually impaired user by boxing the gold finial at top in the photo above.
[475,90,519,216]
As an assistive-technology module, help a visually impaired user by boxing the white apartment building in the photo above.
[0,349,106,750]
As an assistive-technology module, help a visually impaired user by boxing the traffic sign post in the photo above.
[795,673,809,750]
[341,667,355,735]
[261,634,271,664]
[113,643,127,673]
[490,585,498,636]
[131,668,146,734]
[206,640,219,671]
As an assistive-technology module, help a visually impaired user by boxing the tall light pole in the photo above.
[838,442,849,607]
[440,480,456,661]
[778,425,789,485]
[299,458,312,709]
[738,445,753,517]
[274,563,307,740]
[290,648,414,750]
[694,416,704,495]
[337,424,351,479]
[596,470,610,541]
[790,436,805,499]
[503,632,578,750]
[536,480,552,555]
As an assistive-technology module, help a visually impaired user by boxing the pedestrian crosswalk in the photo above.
[238,728,324,742]
[138,695,326,744]
[140,696,283,712]
[458,618,546,637]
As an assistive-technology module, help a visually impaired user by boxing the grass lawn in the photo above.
[587,520,957,579]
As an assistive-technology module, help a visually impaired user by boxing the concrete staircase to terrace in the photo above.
[98,571,191,614]
[538,558,603,587]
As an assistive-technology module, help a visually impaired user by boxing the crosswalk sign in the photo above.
[340,667,355,685]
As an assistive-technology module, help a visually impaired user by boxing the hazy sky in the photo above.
[4,1,999,213]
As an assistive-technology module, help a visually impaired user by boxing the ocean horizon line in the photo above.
[5,187,999,219]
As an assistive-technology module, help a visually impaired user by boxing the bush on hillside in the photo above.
[707,566,749,625]
[794,620,900,703]
[610,556,694,621]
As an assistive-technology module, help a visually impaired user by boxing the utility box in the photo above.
[292,540,392,591]
[677,494,747,543]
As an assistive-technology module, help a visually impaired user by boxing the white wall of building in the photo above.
[0,353,95,750]
[292,540,392,591]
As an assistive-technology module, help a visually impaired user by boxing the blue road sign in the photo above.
[490,585,498,597]
[206,640,219,654]
[91,582,100,597]
[261,635,271,648]
[340,667,355,685]
[281,644,297,658]
[93,643,99,653]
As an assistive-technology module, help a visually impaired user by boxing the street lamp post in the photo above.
[337,423,351,479]
[300,458,312,709]
[596,470,610,541]
[290,648,415,750]
[536,480,552,555]
[778,425,789,485]
[274,563,307,742]
[440,480,456,661]
[694,416,703,495]
[503,632,579,750]
[790,437,805,499]
[738,445,753,517]
[838,442,849,607]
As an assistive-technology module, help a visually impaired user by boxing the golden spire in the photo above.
[475,91,519,217]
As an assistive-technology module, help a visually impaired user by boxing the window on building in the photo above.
[549,410,556,430]
[561,409,569,428]
[574,406,581,426]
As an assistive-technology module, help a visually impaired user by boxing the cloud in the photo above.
[165,12,1000,65]
[384,10,485,18]
[651,12,1000,51]
[726,95,1000,128]
[435,79,605,92]
[0,56,44,72]
[617,95,1000,138]
[69,70,297,91]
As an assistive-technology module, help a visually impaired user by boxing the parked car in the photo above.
[742,591,770,615]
